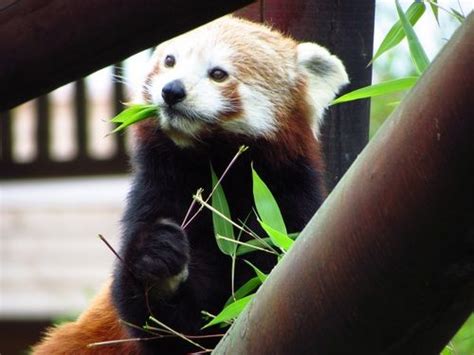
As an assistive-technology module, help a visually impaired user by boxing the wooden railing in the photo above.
[0,64,129,179]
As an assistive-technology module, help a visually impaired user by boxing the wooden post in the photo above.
[214,13,474,355]
[264,0,375,190]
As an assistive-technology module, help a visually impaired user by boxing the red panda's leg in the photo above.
[32,281,140,355]
[112,221,191,332]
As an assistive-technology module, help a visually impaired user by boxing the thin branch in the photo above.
[231,254,237,301]
[149,316,210,352]
[217,235,278,255]
[238,213,278,253]
[88,336,165,348]
[144,324,224,340]
[98,234,136,278]
[119,319,160,336]
[180,190,201,227]
[182,145,248,229]
[192,194,256,240]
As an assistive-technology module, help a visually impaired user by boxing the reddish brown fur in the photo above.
[32,282,139,355]
[131,118,158,145]
[270,77,327,197]
[219,80,243,121]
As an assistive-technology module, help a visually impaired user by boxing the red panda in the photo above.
[33,15,348,354]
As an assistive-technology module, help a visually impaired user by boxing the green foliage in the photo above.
[442,314,474,355]
[332,0,467,108]
[204,164,296,328]
[428,0,439,24]
[336,0,466,140]
[109,104,158,133]
[449,7,465,23]
[203,294,254,329]
[252,167,287,236]
[332,77,418,104]
[371,2,426,64]
[243,259,268,283]
[224,276,262,307]
[210,165,236,256]
[235,237,272,255]
[395,0,430,74]
[259,220,294,252]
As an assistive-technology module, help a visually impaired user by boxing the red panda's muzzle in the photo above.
[162,79,186,106]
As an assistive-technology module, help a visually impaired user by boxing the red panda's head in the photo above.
[140,16,348,147]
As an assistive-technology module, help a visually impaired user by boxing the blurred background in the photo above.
[1,1,473,353]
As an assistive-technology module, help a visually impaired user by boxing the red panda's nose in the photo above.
[162,80,186,106]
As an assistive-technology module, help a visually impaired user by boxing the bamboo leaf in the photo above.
[110,106,158,133]
[236,238,272,256]
[371,2,425,64]
[288,232,299,239]
[111,104,156,123]
[450,8,465,23]
[211,166,235,256]
[202,294,253,328]
[252,167,287,236]
[244,259,268,282]
[440,341,455,355]
[259,220,294,252]
[224,277,261,307]
[235,232,298,256]
[332,77,418,104]
[429,0,439,25]
[217,236,276,255]
[396,0,430,74]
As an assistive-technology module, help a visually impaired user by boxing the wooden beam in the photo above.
[0,0,254,111]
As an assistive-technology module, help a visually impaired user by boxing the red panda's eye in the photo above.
[164,55,176,68]
[209,68,228,82]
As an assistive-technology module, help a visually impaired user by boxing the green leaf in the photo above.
[332,77,418,104]
[235,232,298,255]
[110,106,158,133]
[450,8,465,23]
[396,0,430,74]
[111,104,155,123]
[224,277,261,307]
[235,237,272,256]
[252,167,287,235]
[371,2,425,64]
[259,220,294,252]
[210,165,235,256]
[202,294,253,328]
[429,0,439,25]
[288,232,299,239]
[440,345,454,355]
[244,260,268,282]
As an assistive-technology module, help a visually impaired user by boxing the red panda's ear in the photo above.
[296,42,349,135]
[296,42,349,93]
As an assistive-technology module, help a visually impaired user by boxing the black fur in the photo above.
[112,130,325,354]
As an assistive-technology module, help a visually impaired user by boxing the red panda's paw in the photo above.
[130,221,190,292]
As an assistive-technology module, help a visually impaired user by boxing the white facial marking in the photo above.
[147,36,238,145]
[222,84,277,137]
